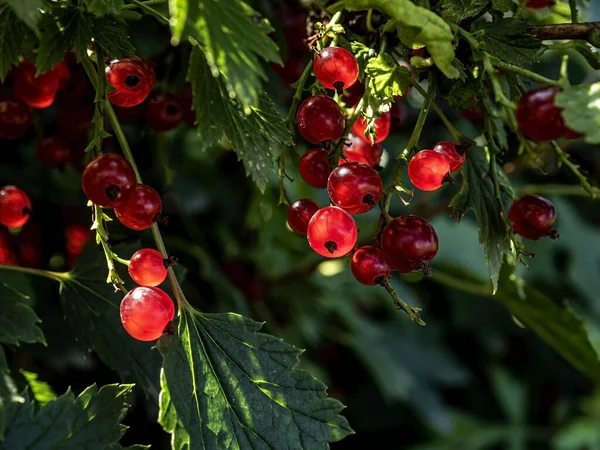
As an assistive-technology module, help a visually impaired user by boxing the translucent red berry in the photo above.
[0,186,32,228]
[381,215,438,273]
[120,286,175,341]
[298,148,332,188]
[287,199,319,234]
[352,112,391,144]
[342,133,383,167]
[307,206,357,258]
[297,95,345,144]
[433,141,465,172]
[516,86,572,141]
[65,224,92,257]
[408,150,451,191]
[508,195,558,240]
[351,246,390,286]
[115,184,162,231]
[106,58,156,107]
[129,248,168,287]
[54,61,71,89]
[37,137,71,168]
[13,61,60,109]
[328,162,382,214]
[145,92,183,131]
[0,95,32,140]
[525,0,552,9]
[82,153,136,208]
[314,47,359,93]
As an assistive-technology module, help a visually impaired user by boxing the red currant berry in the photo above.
[19,222,42,268]
[13,61,60,109]
[381,215,439,273]
[525,0,552,9]
[0,95,32,140]
[37,137,71,168]
[145,92,183,131]
[120,286,175,341]
[307,206,357,258]
[106,58,156,107]
[115,184,162,231]
[297,95,345,144]
[433,141,465,172]
[129,248,168,287]
[65,224,92,257]
[562,126,582,140]
[460,97,483,121]
[508,195,558,240]
[342,133,383,167]
[314,47,359,94]
[516,86,567,141]
[328,162,382,214]
[412,48,425,57]
[82,154,136,208]
[408,150,451,191]
[0,186,32,228]
[287,199,319,234]
[352,112,391,144]
[298,148,332,188]
[54,61,71,89]
[351,246,390,285]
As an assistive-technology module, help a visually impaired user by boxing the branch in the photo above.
[529,22,600,48]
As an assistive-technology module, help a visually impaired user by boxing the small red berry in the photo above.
[408,150,451,191]
[433,141,465,172]
[314,47,359,93]
[54,61,71,89]
[106,58,156,107]
[145,92,183,131]
[516,86,568,141]
[287,199,319,234]
[297,95,345,144]
[37,137,71,168]
[525,0,552,9]
[328,162,382,214]
[342,133,383,167]
[307,206,357,258]
[115,184,162,231]
[82,153,136,208]
[509,195,558,240]
[298,148,332,188]
[129,248,168,287]
[120,286,175,341]
[352,112,391,144]
[0,186,32,228]
[460,98,483,121]
[13,61,60,109]
[0,95,32,140]
[351,246,390,285]
[65,224,92,257]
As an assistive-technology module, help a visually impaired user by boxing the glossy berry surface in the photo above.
[328,162,382,214]
[287,199,320,234]
[120,286,174,341]
[381,215,439,273]
[314,47,359,93]
[145,93,183,131]
[516,86,566,141]
[13,61,60,108]
[106,58,156,107]
[408,150,451,191]
[297,95,345,144]
[509,195,558,240]
[433,141,465,172]
[129,248,168,287]
[351,246,390,286]
[115,184,162,231]
[525,0,552,9]
[37,137,71,168]
[0,186,32,228]
[342,133,383,167]
[0,95,32,140]
[299,148,332,188]
[352,112,391,144]
[307,206,357,258]
[82,153,136,208]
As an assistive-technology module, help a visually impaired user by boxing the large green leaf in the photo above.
[441,0,488,22]
[556,83,600,144]
[0,6,33,82]
[364,53,412,108]
[6,0,42,31]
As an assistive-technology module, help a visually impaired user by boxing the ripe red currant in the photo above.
[129,248,168,287]
[433,141,465,172]
[114,184,162,231]
[408,150,451,191]
[342,133,383,167]
[82,153,136,208]
[460,98,483,121]
[106,58,156,107]
[0,95,32,140]
[525,0,552,9]
[287,199,320,234]
[0,186,32,228]
[314,47,359,94]
[54,60,71,89]
[297,95,345,144]
[508,195,558,240]
[120,286,175,341]
[352,112,391,144]
[65,224,92,257]
[307,206,357,258]
[298,148,332,188]
[13,61,60,108]
[351,246,390,286]
[381,215,439,273]
[37,137,71,168]
[516,86,574,141]
[328,162,382,214]
[145,93,183,131]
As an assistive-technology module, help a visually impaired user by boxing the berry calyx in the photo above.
[508,195,558,240]
[297,95,345,144]
[37,137,71,168]
[114,184,163,231]
[106,58,156,107]
[314,47,359,94]
[129,248,169,287]
[0,95,32,140]
[351,246,390,286]
[0,186,32,228]
[120,286,175,341]
[307,206,357,258]
[328,162,383,214]
[13,61,60,109]
[82,153,136,208]
[287,199,320,234]
[352,111,391,144]
[433,141,466,172]
[516,86,574,141]
[381,215,439,273]
[342,133,383,167]
[145,92,184,131]
[298,148,332,188]
[408,150,452,191]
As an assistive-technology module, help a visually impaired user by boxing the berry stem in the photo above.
[93,204,128,293]
[516,183,600,198]
[379,277,425,326]
[488,56,560,87]
[128,0,170,24]
[0,264,69,283]
[549,141,596,197]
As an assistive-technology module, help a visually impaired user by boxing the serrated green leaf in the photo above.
[169,0,187,45]
[441,0,488,22]
[85,0,124,16]
[491,0,516,12]
[365,53,412,101]
[158,309,353,449]
[0,6,27,82]
[350,41,375,76]
[21,371,57,407]
[555,82,600,144]
[6,0,42,31]
[91,16,136,59]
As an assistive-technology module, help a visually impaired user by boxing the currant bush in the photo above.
[114,184,163,231]
[297,95,345,144]
[106,58,156,107]
[82,154,136,208]
[328,162,383,214]
[509,195,558,240]
[129,248,168,287]
[351,246,390,286]
[408,150,451,191]
[307,206,358,258]
[314,47,359,93]
[120,286,175,341]
[0,186,32,229]
[352,112,391,144]
[298,148,333,188]
[287,199,320,234]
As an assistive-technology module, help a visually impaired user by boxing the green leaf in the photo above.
[441,0,488,22]
[168,0,187,45]
[84,0,124,16]
[0,6,31,82]
[158,309,353,449]
[365,53,412,102]
[6,0,42,31]
[491,0,516,12]
[21,371,57,407]
[1,383,134,449]
[330,0,458,79]
[90,16,136,59]
[350,41,376,76]
[556,82,600,144]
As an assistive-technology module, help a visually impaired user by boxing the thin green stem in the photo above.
[122,0,165,9]
[128,0,170,24]
[516,183,600,198]
[329,97,364,168]
[366,9,375,33]
[405,75,434,154]
[380,277,425,325]
[285,61,314,127]
[0,264,69,283]
[550,141,596,197]
[569,0,579,24]
[450,23,480,49]
[430,270,492,297]
[490,57,560,86]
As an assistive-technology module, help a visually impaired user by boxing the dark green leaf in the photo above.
[91,16,136,59]
[84,0,124,16]
[168,0,187,45]
[6,0,42,31]
[556,82,600,144]
[0,6,30,82]
[21,371,57,407]
[441,0,488,22]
